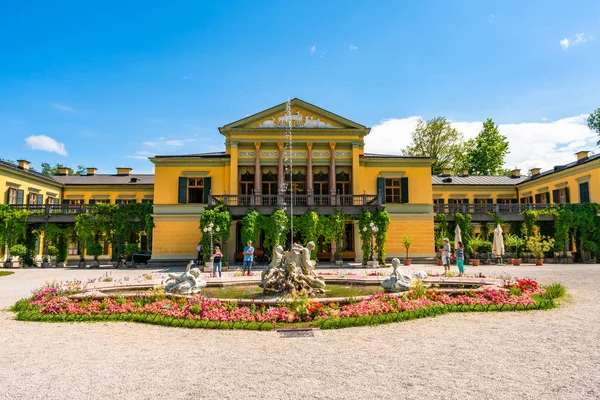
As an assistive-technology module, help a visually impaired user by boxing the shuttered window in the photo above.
[383,177,409,204]
[579,182,590,203]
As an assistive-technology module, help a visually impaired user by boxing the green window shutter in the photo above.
[448,199,455,204]
[37,195,43,205]
[5,189,9,203]
[565,187,570,203]
[178,177,187,204]
[55,198,60,205]
[464,199,469,204]
[552,189,559,203]
[377,177,385,204]
[115,200,122,205]
[534,194,541,204]
[89,199,96,205]
[579,182,590,203]
[400,177,409,204]
[62,199,69,205]
[439,199,445,204]
[487,198,493,204]
[142,199,148,204]
[17,189,24,205]
[203,177,211,204]
[131,200,137,204]
[511,198,517,204]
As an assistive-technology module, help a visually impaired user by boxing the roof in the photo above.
[362,153,431,159]
[432,175,527,186]
[0,160,62,186]
[520,152,600,183]
[152,152,229,159]
[51,174,154,186]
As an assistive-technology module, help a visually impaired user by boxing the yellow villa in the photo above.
[1,98,599,265]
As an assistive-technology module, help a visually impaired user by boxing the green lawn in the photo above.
[0,271,15,277]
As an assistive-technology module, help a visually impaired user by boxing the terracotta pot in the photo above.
[471,259,480,266]
[436,259,443,266]
[535,258,544,266]
[512,259,521,266]
[403,259,411,266]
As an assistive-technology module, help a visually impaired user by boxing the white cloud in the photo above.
[143,142,156,147]
[349,44,358,51]
[309,44,316,55]
[164,140,183,147]
[560,33,596,50]
[24,134,68,156]
[366,114,596,172]
[52,103,75,112]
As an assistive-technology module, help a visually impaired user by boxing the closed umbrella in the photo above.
[454,224,462,251]
[493,223,505,264]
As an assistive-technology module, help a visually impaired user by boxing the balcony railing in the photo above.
[8,203,140,216]
[209,194,381,208]
[433,203,552,215]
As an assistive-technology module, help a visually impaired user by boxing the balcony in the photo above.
[208,194,382,216]
[434,203,554,221]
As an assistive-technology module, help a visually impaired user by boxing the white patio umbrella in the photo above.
[493,223,505,264]
[454,224,462,251]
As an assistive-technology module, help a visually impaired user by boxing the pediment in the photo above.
[220,98,366,131]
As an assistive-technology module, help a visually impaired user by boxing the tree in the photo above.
[587,108,600,145]
[402,117,464,175]
[41,163,85,175]
[465,118,510,175]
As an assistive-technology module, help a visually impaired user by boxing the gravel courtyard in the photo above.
[0,264,598,400]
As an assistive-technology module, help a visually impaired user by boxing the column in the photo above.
[254,142,261,205]
[329,142,336,205]
[306,142,313,205]
[351,142,361,196]
[229,141,239,195]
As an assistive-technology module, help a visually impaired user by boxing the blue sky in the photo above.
[1,1,599,173]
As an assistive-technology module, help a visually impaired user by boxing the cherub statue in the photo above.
[165,260,207,294]
[381,258,412,293]
[260,245,284,289]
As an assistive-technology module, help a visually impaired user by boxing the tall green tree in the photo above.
[41,163,85,175]
[402,117,464,174]
[587,108,600,145]
[465,118,510,175]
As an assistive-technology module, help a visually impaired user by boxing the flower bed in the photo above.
[11,278,561,330]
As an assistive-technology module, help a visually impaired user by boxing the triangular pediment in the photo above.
[220,98,366,131]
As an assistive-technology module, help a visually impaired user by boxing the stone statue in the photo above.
[165,260,207,295]
[412,270,428,280]
[381,258,412,293]
[259,241,326,296]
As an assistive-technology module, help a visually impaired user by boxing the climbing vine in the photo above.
[241,210,261,246]
[0,204,31,261]
[295,211,319,257]
[454,212,474,257]
[357,210,374,264]
[199,205,232,261]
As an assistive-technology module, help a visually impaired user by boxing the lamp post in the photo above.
[363,222,379,262]
[202,222,220,258]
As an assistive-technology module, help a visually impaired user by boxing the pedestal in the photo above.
[367,260,379,268]
[204,262,213,273]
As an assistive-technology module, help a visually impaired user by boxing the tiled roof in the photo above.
[51,174,154,186]
[152,152,229,158]
[432,175,527,186]
[520,152,600,183]
[0,160,62,185]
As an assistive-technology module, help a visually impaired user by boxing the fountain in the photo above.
[258,99,327,296]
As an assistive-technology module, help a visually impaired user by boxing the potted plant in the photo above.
[124,243,140,268]
[505,234,525,266]
[9,244,28,268]
[47,245,58,267]
[402,235,413,266]
[582,241,598,263]
[526,235,555,266]
[86,242,104,268]
[469,237,483,266]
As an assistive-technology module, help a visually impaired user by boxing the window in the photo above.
[239,167,255,196]
[313,167,329,205]
[188,178,204,204]
[261,167,279,205]
[28,192,38,205]
[474,198,492,204]
[496,199,515,204]
[68,241,79,255]
[534,192,549,204]
[433,199,444,204]
[116,199,136,205]
[96,199,111,204]
[579,182,590,203]
[552,188,569,204]
[448,198,468,205]
[335,167,351,195]
[141,199,153,204]
[46,197,55,205]
[385,178,402,204]
[8,188,18,204]
[520,196,533,204]
[285,167,306,195]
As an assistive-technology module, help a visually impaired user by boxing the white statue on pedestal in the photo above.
[165,260,207,295]
[381,258,412,292]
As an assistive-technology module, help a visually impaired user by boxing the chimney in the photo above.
[17,159,30,170]
[116,167,132,176]
[529,168,541,176]
[441,168,451,177]
[511,168,521,178]
[576,150,589,161]
[462,169,469,177]
[86,167,97,176]
[58,167,70,175]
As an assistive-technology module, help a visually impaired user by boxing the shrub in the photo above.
[123,243,140,261]
[526,235,555,259]
[9,244,29,266]
[47,245,58,257]
[402,236,412,258]
[86,243,104,261]
[542,283,566,300]
[505,234,525,258]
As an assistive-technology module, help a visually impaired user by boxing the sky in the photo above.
[1,1,599,174]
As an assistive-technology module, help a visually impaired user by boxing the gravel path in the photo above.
[0,264,599,400]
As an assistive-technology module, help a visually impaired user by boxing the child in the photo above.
[441,238,451,274]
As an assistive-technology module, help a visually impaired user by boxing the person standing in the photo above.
[242,240,254,276]
[442,238,451,274]
[455,241,465,276]
[212,245,223,278]
[196,242,203,265]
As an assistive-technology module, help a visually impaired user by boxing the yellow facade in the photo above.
[0,160,63,206]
